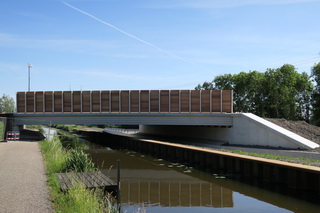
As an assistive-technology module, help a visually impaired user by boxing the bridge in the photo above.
[3,90,319,150]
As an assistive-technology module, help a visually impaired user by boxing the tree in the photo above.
[195,64,314,121]
[0,94,15,113]
[311,62,320,125]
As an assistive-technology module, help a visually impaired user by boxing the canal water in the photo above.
[85,142,320,213]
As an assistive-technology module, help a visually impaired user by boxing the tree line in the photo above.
[195,63,320,126]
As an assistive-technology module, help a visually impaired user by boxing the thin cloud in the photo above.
[62,1,207,70]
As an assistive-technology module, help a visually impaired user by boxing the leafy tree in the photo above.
[195,81,214,90]
[0,94,15,113]
[195,64,313,121]
[311,62,320,125]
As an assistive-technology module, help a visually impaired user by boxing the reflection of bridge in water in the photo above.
[121,180,233,208]
[93,147,234,208]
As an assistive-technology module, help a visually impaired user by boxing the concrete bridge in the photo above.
[5,90,320,150]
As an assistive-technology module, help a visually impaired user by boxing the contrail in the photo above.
[62,1,203,68]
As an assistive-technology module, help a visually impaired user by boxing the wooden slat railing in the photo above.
[16,90,233,114]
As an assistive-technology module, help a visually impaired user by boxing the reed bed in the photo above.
[40,137,117,213]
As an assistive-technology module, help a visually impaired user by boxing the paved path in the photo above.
[0,141,52,213]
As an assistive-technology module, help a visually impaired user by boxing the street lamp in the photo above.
[27,63,32,91]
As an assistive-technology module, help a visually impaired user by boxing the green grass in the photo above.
[221,149,320,167]
[55,183,114,213]
[39,137,117,213]
[54,124,81,132]
[58,131,89,150]
[0,121,4,141]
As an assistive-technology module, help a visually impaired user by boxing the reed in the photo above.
[65,148,97,172]
[39,138,117,212]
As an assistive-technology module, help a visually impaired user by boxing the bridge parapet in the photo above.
[16,90,233,114]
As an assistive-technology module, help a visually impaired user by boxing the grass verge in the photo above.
[39,137,117,213]
[220,149,320,167]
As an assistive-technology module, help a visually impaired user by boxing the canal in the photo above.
[84,140,320,213]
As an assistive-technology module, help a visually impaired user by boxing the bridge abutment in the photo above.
[139,113,319,150]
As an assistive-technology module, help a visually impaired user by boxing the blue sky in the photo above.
[1,0,320,98]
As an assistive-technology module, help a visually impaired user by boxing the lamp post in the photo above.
[28,63,32,91]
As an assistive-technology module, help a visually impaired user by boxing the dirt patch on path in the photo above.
[266,118,320,152]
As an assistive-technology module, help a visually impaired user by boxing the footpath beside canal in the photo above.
[0,141,52,213]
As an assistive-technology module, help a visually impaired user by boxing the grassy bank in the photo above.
[220,149,320,167]
[0,121,4,141]
[39,137,117,213]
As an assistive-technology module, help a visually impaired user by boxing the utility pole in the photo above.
[28,63,32,91]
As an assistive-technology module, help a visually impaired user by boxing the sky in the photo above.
[1,0,320,98]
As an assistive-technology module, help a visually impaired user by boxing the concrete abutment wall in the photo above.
[139,113,319,150]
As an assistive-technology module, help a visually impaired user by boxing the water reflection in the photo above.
[86,144,320,213]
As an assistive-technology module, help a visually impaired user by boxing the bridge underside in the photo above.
[12,113,319,150]
[13,113,232,126]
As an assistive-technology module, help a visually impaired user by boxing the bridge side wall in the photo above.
[16,90,233,114]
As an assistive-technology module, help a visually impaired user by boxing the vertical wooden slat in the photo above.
[120,90,129,112]
[62,92,64,113]
[109,91,111,112]
[54,91,62,113]
[71,91,73,113]
[101,91,110,112]
[129,90,131,113]
[210,90,212,113]
[150,90,159,112]
[191,90,200,112]
[140,90,149,112]
[169,91,171,113]
[170,90,179,112]
[43,92,45,113]
[189,90,191,113]
[220,90,222,113]
[201,90,210,113]
[92,91,101,113]
[52,92,54,113]
[212,90,221,112]
[100,91,102,113]
[160,90,169,112]
[179,90,181,113]
[90,91,92,113]
[34,92,36,113]
[44,92,53,113]
[180,90,190,112]
[130,90,139,113]
[111,91,120,112]
[63,91,72,113]
[73,91,81,113]
[16,92,26,113]
[81,91,83,113]
[222,90,232,113]
[35,92,44,113]
[82,91,90,112]
[26,92,35,113]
